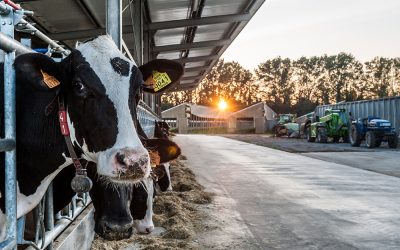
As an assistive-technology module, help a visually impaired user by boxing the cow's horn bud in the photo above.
[71,175,93,193]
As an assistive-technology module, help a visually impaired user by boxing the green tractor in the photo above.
[307,109,349,143]
[274,114,299,137]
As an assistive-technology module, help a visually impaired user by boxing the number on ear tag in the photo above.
[40,70,60,88]
[145,71,172,92]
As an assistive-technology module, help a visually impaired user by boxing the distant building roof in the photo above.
[162,103,231,119]
[229,102,277,120]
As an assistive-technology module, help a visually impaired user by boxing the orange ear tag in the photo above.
[149,150,161,167]
[152,71,172,92]
[40,70,60,88]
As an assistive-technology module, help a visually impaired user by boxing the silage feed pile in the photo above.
[91,156,214,250]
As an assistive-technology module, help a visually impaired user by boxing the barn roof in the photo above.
[17,0,265,91]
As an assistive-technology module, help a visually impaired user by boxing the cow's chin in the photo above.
[97,171,150,185]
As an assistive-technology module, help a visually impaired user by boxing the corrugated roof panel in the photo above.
[185,61,208,68]
[188,48,215,57]
[183,71,202,77]
[154,27,185,46]
[180,80,196,84]
[147,0,189,22]
[193,23,231,42]
[201,0,248,17]
[157,51,181,60]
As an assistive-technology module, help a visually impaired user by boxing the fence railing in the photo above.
[188,116,227,132]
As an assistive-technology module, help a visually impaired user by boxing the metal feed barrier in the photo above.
[0,2,161,250]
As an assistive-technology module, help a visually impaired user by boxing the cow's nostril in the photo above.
[116,152,125,165]
[104,225,112,234]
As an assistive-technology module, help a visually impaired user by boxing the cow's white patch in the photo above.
[164,163,173,191]
[76,36,150,179]
[134,178,154,234]
[0,193,6,242]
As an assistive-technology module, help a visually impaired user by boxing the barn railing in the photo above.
[137,100,161,138]
[188,115,227,132]
[1,2,19,249]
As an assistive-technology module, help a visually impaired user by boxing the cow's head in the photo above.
[89,138,180,240]
[14,35,183,183]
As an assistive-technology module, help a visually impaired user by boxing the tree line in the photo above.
[161,53,400,115]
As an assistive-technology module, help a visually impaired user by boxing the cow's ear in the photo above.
[14,53,62,91]
[143,139,181,164]
[139,59,183,94]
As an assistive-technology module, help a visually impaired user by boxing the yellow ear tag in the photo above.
[152,71,172,92]
[40,70,60,88]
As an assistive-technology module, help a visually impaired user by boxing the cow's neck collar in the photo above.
[58,95,93,193]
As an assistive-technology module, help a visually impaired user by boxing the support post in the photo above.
[106,0,122,50]
[1,3,17,250]
[178,118,189,134]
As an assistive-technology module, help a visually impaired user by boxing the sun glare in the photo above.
[218,99,227,111]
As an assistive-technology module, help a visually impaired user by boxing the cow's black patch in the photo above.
[110,57,130,76]
[65,50,118,153]
[131,182,148,220]
[128,65,143,128]
[156,165,171,192]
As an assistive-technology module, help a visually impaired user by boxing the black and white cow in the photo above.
[52,128,181,240]
[153,120,175,192]
[0,35,183,240]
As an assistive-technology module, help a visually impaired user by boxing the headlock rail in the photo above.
[0,2,162,250]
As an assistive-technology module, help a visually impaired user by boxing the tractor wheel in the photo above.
[365,131,376,148]
[332,136,340,143]
[349,124,361,147]
[375,139,382,148]
[388,132,399,149]
[307,126,315,142]
[316,127,328,143]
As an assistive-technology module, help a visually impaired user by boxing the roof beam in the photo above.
[185,66,210,72]
[47,25,133,41]
[174,54,219,63]
[146,13,251,31]
[181,76,201,81]
[153,38,231,53]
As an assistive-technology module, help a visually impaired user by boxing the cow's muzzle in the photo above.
[96,217,134,240]
[112,148,149,180]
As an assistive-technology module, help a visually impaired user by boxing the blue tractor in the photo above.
[349,116,398,148]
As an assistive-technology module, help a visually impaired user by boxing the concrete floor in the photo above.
[174,135,400,250]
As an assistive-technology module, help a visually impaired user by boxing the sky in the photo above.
[221,0,400,70]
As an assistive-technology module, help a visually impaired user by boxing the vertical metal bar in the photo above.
[106,0,122,50]
[45,183,54,250]
[2,5,17,249]
[135,0,143,64]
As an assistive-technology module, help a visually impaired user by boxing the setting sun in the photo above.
[218,99,228,111]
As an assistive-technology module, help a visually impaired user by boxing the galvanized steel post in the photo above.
[106,0,122,50]
[0,2,17,250]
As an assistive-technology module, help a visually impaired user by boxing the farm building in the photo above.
[228,102,277,133]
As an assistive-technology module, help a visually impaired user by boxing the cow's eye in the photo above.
[73,80,88,97]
